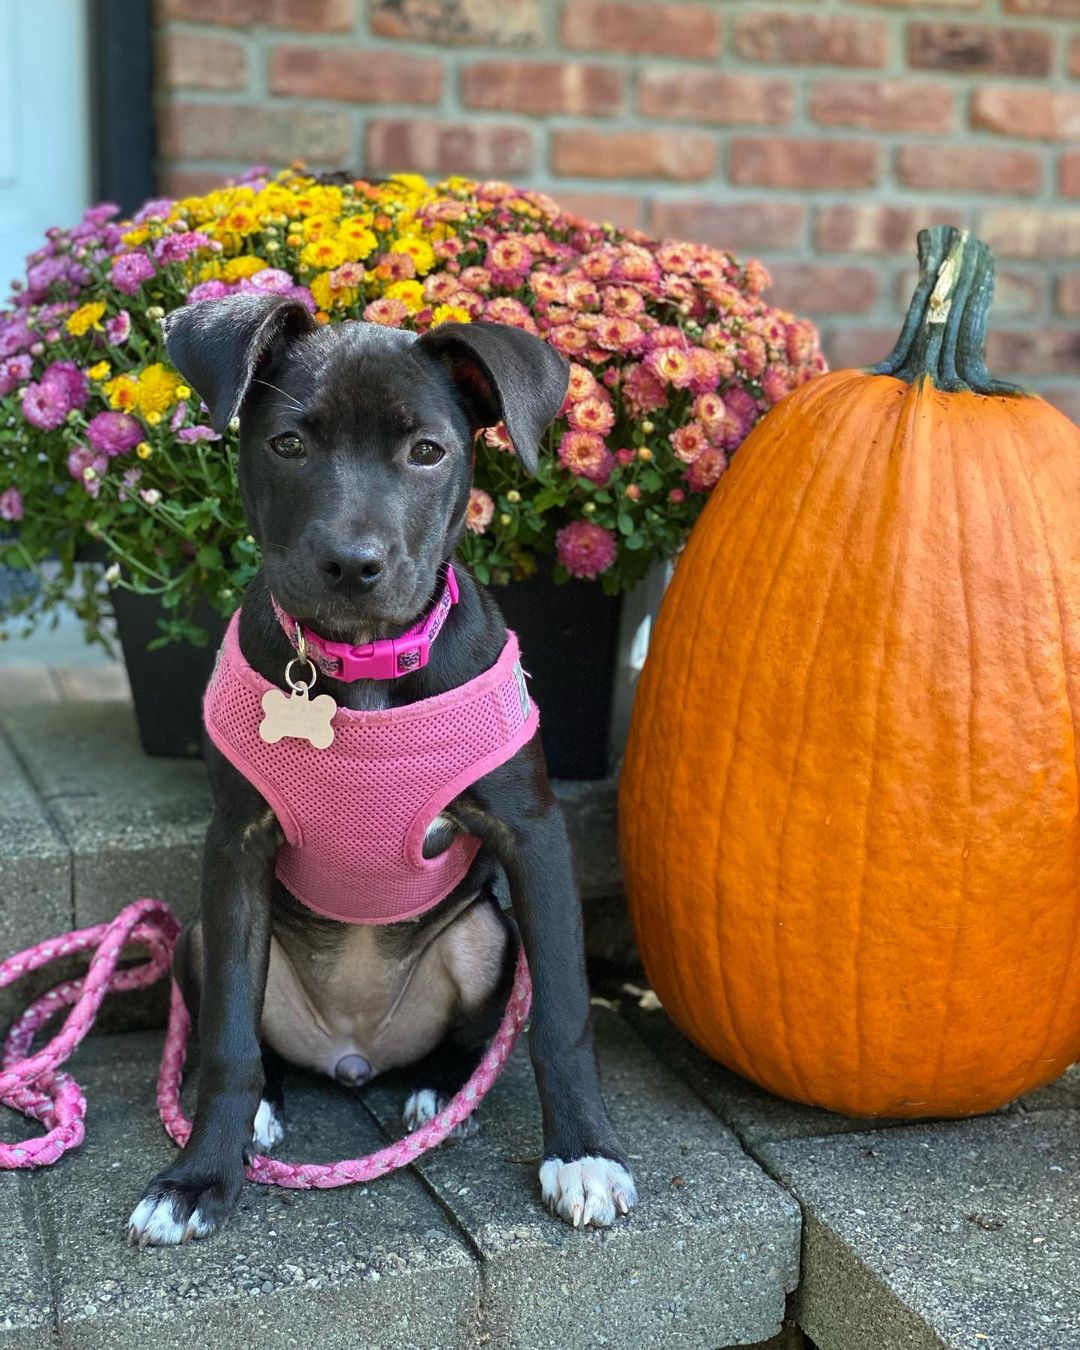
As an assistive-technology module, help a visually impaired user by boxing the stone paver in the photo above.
[760,1112,1080,1350]
[0,1172,54,1346]
[625,1003,903,1146]
[0,703,210,928]
[364,1007,801,1349]
[31,1033,479,1349]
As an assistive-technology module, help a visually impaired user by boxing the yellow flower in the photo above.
[390,173,429,192]
[338,221,378,262]
[221,255,268,281]
[144,411,162,426]
[135,363,181,416]
[121,226,151,247]
[197,260,223,281]
[384,279,425,313]
[103,374,139,411]
[87,361,111,381]
[390,236,435,276]
[136,442,152,460]
[430,304,472,327]
[301,213,337,242]
[222,205,261,236]
[301,237,346,271]
[176,384,191,399]
[309,271,357,312]
[66,301,107,337]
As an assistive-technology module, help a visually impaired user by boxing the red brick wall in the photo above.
[155,0,1079,417]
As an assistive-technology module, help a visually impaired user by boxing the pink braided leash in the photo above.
[0,898,532,1185]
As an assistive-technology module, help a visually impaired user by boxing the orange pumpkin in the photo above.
[620,226,1080,1118]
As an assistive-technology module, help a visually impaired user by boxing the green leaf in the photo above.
[195,545,223,570]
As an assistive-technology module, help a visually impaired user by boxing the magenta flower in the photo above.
[0,487,23,522]
[466,488,495,534]
[556,521,617,580]
[42,360,88,412]
[685,447,727,494]
[110,252,156,295]
[248,267,294,294]
[187,280,232,304]
[86,411,142,457]
[134,198,174,224]
[21,379,68,430]
[177,425,221,443]
[152,231,212,264]
[67,445,108,497]
[83,202,120,226]
[105,309,131,344]
[169,401,188,432]
[0,320,32,359]
[0,354,32,396]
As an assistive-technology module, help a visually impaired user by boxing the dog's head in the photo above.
[163,294,568,634]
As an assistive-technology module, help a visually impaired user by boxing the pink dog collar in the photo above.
[271,565,460,683]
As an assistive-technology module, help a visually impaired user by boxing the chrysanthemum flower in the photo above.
[66,301,106,336]
[567,395,615,436]
[86,411,142,456]
[363,297,408,327]
[110,252,156,295]
[0,486,23,521]
[685,446,727,493]
[430,304,472,327]
[466,487,495,534]
[556,521,617,579]
[669,422,709,464]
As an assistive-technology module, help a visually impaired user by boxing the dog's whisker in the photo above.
[252,378,304,412]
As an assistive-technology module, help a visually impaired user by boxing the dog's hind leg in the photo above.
[251,1045,286,1153]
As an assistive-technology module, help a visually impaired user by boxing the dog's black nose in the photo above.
[319,542,386,590]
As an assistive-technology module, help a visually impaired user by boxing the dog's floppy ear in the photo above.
[162,294,317,433]
[417,321,569,476]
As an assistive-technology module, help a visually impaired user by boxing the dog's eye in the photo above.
[269,434,305,460]
[409,440,445,467]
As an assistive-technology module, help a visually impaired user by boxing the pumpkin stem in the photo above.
[870,225,1025,396]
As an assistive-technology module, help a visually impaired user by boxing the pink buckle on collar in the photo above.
[271,565,460,682]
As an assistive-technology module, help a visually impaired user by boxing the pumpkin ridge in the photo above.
[925,396,980,1105]
[635,408,802,1051]
[696,382,877,1081]
[1009,422,1080,1072]
[844,382,931,1106]
[764,390,906,1101]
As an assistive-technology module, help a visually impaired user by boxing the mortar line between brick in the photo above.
[0,720,77,929]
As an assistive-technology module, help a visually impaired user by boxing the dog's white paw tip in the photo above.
[127,1194,212,1248]
[539,1156,637,1229]
[403,1088,478,1140]
[252,1098,285,1152]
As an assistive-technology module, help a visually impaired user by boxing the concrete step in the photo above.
[629,1004,1080,1350]
[0,1017,800,1349]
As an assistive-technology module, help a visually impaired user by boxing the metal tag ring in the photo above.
[285,657,317,693]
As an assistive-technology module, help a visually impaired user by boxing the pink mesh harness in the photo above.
[203,613,539,925]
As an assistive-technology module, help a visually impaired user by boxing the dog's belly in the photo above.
[259,895,508,1083]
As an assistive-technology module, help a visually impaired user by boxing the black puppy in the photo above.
[127,293,636,1244]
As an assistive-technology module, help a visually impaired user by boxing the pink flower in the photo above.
[177,425,221,442]
[86,411,142,456]
[567,395,615,436]
[483,297,537,333]
[693,392,726,436]
[425,271,462,303]
[187,280,232,304]
[564,363,598,405]
[547,325,590,357]
[762,366,791,406]
[622,362,666,417]
[530,272,566,304]
[249,267,295,294]
[685,446,727,493]
[556,521,617,580]
[483,422,513,452]
[486,237,533,283]
[21,379,67,430]
[0,354,33,396]
[668,487,685,504]
[614,448,635,467]
[377,252,416,282]
[67,445,108,497]
[105,310,131,344]
[602,286,645,318]
[42,361,88,412]
[595,317,644,354]
[645,346,693,389]
[558,429,614,485]
[152,231,212,264]
[669,422,709,464]
[566,279,600,311]
[363,297,408,327]
[458,266,493,294]
[688,348,722,394]
[170,401,188,432]
[466,488,495,534]
[110,251,156,295]
[0,487,23,522]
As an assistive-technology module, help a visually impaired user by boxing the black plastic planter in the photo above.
[110,586,225,759]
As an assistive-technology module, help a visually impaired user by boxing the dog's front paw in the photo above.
[539,1156,637,1228]
[403,1087,479,1140]
[127,1169,242,1248]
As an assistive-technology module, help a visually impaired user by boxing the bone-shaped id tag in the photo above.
[259,656,337,750]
